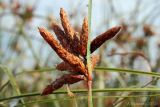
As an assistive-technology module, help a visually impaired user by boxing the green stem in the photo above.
[19,67,160,77]
[95,67,160,77]
[15,94,160,107]
[88,81,93,107]
[1,88,160,102]
[87,0,93,107]
[0,66,26,107]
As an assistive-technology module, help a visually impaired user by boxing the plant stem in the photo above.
[0,66,26,107]
[88,81,93,107]
[87,0,93,107]
[95,67,160,77]
[1,88,160,102]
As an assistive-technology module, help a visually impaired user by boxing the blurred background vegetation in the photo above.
[0,0,160,107]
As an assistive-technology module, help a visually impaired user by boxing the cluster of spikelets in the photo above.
[38,8,122,96]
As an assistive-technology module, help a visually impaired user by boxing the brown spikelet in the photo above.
[41,74,84,95]
[79,17,88,56]
[51,22,69,50]
[41,84,55,96]
[39,8,122,96]
[38,27,87,76]
[56,62,75,72]
[72,32,80,55]
[56,62,71,71]
[90,26,122,53]
[56,61,85,74]
[60,8,75,39]
[60,8,80,55]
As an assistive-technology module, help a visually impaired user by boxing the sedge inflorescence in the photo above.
[38,8,122,95]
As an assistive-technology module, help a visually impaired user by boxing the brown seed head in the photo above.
[38,27,87,76]
[90,26,122,53]
[60,8,75,39]
[39,8,122,96]
[79,17,88,56]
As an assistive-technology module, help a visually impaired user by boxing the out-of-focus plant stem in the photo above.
[0,65,26,107]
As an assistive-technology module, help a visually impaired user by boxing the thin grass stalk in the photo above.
[97,46,105,107]
[0,81,9,92]
[14,94,160,107]
[97,72,105,107]
[95,67,160,77]
[1,88,160,102]
[87,0,93,107]
[0,65,26,107]
[16,67,160,79]
[72,97,78,107]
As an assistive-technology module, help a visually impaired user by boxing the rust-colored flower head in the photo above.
[38,8,122,96]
